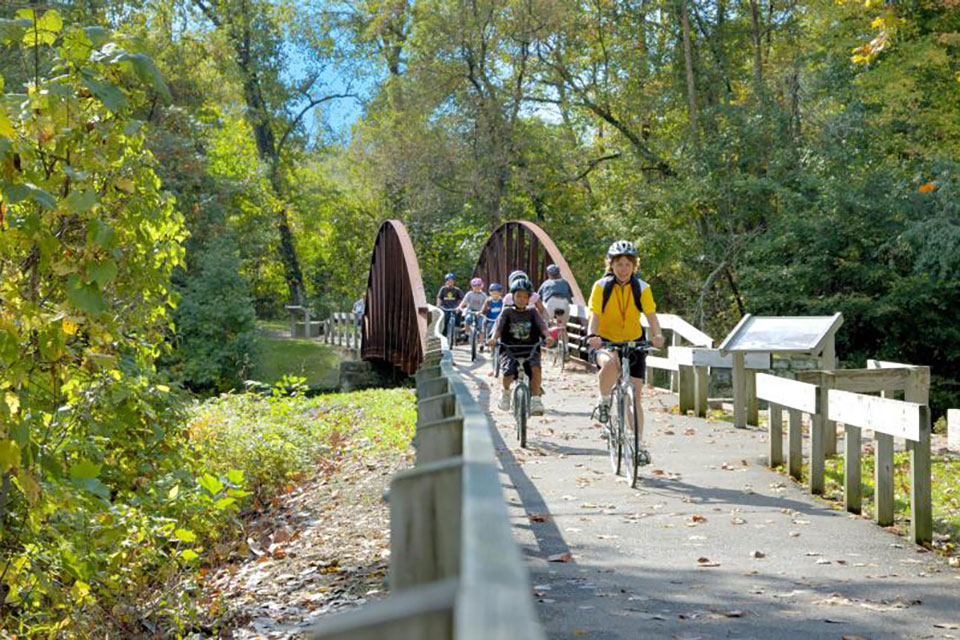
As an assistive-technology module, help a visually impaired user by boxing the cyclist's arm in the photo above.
[488,314,505,344]
[646,312,664,346]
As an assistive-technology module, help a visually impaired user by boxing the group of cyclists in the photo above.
[436,240,665,466]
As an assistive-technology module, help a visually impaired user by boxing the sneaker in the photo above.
[638,448,652,466]
[596,401,611,424]
[498,393,511,411]
[531,396,544,416]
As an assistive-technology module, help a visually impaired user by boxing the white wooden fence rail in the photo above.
[310,308,545,639]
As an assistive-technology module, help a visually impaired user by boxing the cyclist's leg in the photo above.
[595,350,620,397]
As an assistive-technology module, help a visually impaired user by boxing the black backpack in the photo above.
[600,273,645,313]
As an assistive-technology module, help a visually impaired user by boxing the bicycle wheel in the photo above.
[514,383,529,448]
[558,331,567,373]
[622,384,640,488]
[607,386,623,475]
[446,313,456,348]
[470,324,478,362]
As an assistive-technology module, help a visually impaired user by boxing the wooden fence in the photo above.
[310,309,545,639]
[319,312,361,353]
[757,361,933,544]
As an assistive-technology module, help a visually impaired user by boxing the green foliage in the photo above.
[250,329,341,389]
[187,388,416,501]
[0,12,202,634]
[173,235,260,392]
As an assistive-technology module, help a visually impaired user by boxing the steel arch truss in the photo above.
[472,221,585,305]
[362,220,429,375]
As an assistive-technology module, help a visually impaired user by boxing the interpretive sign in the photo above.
[719,313,843,354]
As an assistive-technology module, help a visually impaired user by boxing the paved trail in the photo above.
[452,348,960,640]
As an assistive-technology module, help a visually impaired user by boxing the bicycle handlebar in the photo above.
[597,339,656,353]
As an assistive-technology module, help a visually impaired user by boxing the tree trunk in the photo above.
[750,0,764,94]
[680,0,699,146]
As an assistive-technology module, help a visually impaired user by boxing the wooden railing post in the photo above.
[844,421,862,515]
[810,373,827,495]
[768,402,783,467]
[788,409,803,481]
[678,364,695,415]
[694,365,709,418]
[910,406,932,544]
[733,353,747,428]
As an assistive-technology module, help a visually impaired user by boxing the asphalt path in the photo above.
[451,346,960,640]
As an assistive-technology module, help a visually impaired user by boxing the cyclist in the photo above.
[488,277,553,415]
[503,270,546,316]
[584,240,665,464]
[538,264,573,349]
[480,282,504,342]
[459,277,488,338]
[436,273,463,338]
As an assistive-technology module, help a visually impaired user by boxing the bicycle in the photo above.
[488,319,500,376]
[464,310,484,362]
[548,307,569,373]
[443,308,460,349]
[593,340,655,487]
[497,342,544,448]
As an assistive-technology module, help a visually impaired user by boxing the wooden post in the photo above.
[670,331,681,392]
[788,408,803,481]
[390,458,463,591]
[733,352,747,429]
[874,432,894,527]
[810,373,827,495]
[678,365,695,415]
[844,424,862,514]
[911,406,932,544]
[694,365,709,418]
[821,337,838,456]
[746,369,759,427]
[768,403,783,467]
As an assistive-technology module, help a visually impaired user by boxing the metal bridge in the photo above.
[359,219,586,375]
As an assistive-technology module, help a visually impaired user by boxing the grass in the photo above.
[188,388,417,502]
[250,322,341,389]
[820,451,960,554]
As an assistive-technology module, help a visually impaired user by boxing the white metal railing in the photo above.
[319,311,361,352]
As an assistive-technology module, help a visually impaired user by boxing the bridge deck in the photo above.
[451,348,959,639]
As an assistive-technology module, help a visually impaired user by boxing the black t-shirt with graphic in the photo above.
[495,306,547,346]
[437,286,464,310]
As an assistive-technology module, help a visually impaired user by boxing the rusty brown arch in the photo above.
[472,221,585,306]
[362,220,429,375]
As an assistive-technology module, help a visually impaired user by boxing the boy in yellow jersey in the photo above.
[585,240,665,463]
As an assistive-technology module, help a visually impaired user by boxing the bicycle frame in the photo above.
[598,340,653,486]
[498,342,542,448]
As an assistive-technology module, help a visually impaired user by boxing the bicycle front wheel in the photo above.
[558,331,567,373]
[470,325,478,362]
[491,343,500,377]
[446,314,456,348]
[607,387,623,475]
[622,384,640,488]
[514,383,530,448]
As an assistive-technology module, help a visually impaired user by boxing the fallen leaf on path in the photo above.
[651,469,666,476]
[548,552,573,563]
[690,514,707,523]
[719,609,745,617]
[934,622,960,629]
[696,557,721,567]
[529,513,552,523]
[731,518,746,525]
[751,550,766,558]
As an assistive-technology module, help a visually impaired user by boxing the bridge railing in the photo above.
[320,311,360,353]
[757,363,933,545]
[310,308,545,640]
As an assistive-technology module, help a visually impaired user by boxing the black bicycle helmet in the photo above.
[546,264,560,277]
[509,277,533,294]
[606,240,638,258]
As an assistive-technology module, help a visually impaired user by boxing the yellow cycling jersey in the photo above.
[587,277,657,343]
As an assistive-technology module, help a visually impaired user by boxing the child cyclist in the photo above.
[488,277,553,415]
[459,277,488,337]
[436,273,464,338]
[480,282,504,342]
[585,241,665,464]
[503,270,547,316]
